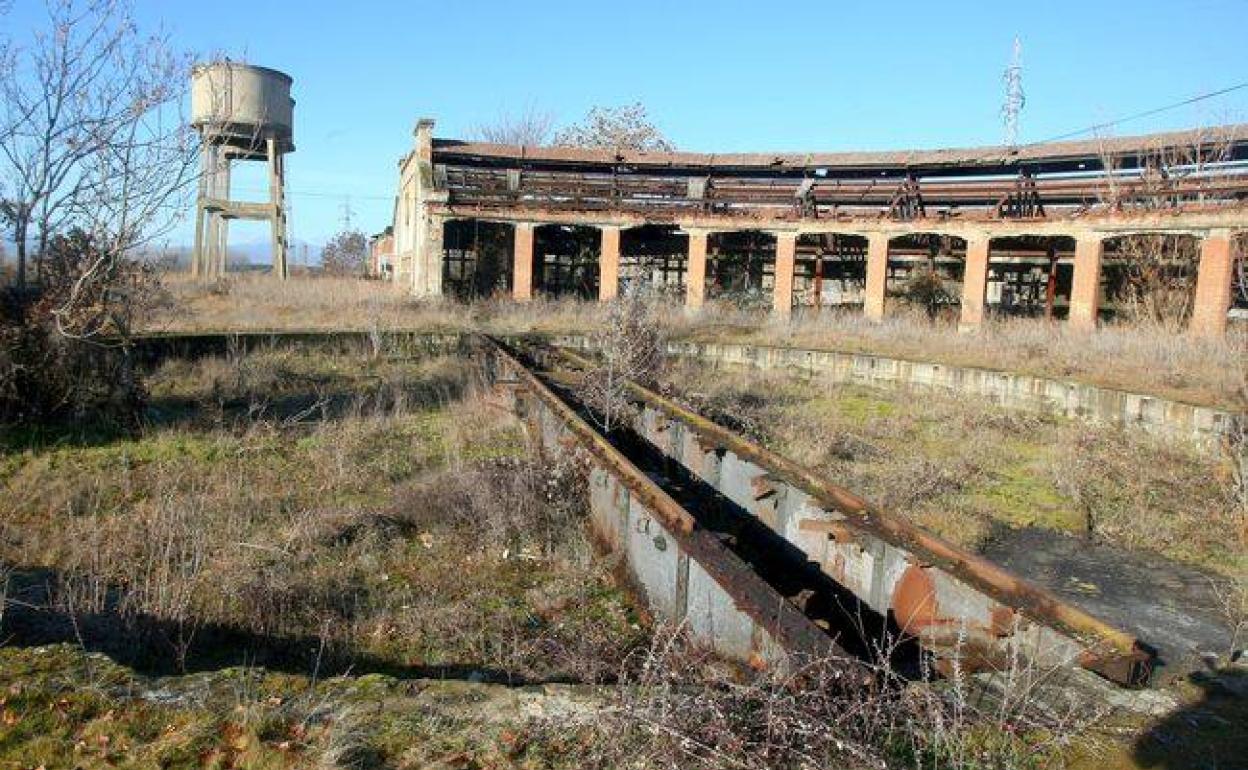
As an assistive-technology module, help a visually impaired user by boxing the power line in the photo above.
[229,186,394,202]
[1034,80,1248,144]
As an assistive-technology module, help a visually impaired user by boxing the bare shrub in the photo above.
[320,229,369,276]
[1110,235,1200,328]
[394,453,589,559]
[564,625,1103,770]
[0,229,159,425]
[898,264,956,322]
[1221,339,1247,657]
[56,489,214,668]
[576,284,665,432]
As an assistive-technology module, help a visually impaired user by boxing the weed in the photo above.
[152,274,1246,409]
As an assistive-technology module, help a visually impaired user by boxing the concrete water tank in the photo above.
[191,62,294,152]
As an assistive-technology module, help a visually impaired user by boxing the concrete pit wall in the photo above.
[552,335,1238,451]
[493,345,833,669]
[626,396,1150,685]
[586,465,783,662]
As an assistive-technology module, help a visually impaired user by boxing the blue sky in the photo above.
[6,0,1248,253]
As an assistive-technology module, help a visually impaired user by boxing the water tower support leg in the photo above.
[268,137,288,279]
[191,143,210,278]
[203,145,220,279]
[216,154,231,276]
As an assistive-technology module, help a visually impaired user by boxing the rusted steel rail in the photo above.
[545,343,1154,687]
[478,335,847,668]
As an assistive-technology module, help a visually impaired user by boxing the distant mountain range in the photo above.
[151,237,325,269]
[0,236,328,270]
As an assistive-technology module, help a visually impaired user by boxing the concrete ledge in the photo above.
[552,335,1241,452]
[133,330,1241,451]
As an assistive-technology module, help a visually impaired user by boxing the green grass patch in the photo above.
[831,389,900,424]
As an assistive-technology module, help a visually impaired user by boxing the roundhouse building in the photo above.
[391,119,1248,335]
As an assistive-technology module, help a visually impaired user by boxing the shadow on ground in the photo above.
[0,367,473,455]
[1131,667,1248,770]
[1,567,574,687]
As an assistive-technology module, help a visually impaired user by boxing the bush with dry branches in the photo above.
[576,283,665,432]
[555,624,1108,770]
[470,104,556,146]
[0,0,195,427]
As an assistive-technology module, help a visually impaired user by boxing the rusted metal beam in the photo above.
[551,345,1154,686]
[480,336,850,665]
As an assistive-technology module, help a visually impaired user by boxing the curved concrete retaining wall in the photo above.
[552,335,1240,451]
[133,331,1239,451]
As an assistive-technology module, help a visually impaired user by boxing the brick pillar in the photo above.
[599,226,621,302]
[864,232,889,321]
[959,236,991,329]
[772,232,797,318]
[686,231,708,310]
[513,222,535,301]
[1069,234,1104,330]
[1190,230,1234,337]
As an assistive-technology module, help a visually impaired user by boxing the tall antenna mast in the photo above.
[339,195,356,231]
[1002,36,1025,148]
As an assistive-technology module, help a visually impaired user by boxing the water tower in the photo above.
[190,62,294,279]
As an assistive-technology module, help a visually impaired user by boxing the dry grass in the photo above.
[561,624,1121,770]
[0,342,1101,769]
[0,630,1108,770]
[0,346,642,683]
[697,302,1247,411]
[152,273,1245,409]
[1,340,1237,768]
[662,361,1244,576]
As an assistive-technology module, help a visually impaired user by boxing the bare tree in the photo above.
[321,228,368,276]
[0,0,195,293]
[576,283,665,432]
[470,104,555,146]
[0,0,196,425]
[1097,126,1237,213]
[1095,128,1239,327]
[1109,234,1201,328]
[554,102,675,152]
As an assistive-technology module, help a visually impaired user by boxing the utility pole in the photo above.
[1002,36,1025,148]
